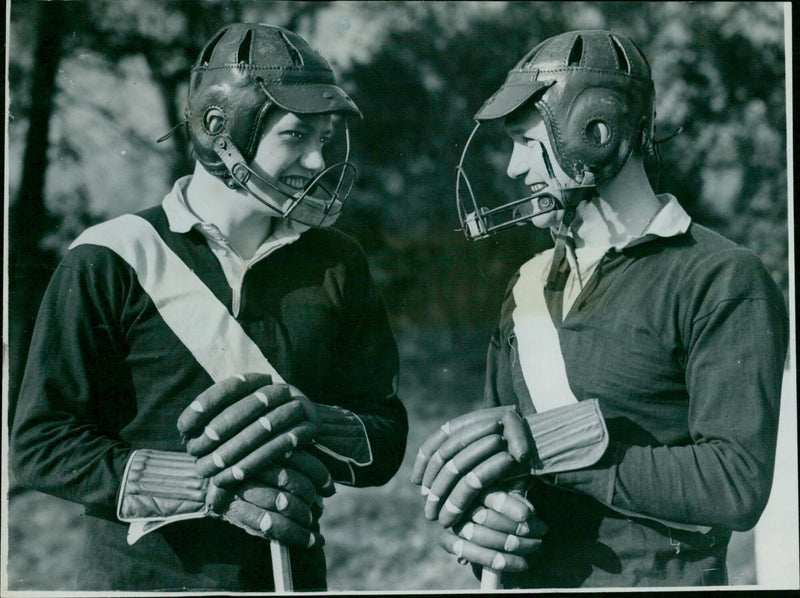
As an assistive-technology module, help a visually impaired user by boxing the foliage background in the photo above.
[4,0,793,592]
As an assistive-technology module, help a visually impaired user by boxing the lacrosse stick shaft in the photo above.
[481,566,502,590]
[271,540,294,592]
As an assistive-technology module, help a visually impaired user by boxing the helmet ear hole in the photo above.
[558,87,627,180]
[585,119,611,145]
[203,107,227,136]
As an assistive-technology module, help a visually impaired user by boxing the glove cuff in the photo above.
[117,449,210,544]
[313,404,373,468]
[524,399,609,475]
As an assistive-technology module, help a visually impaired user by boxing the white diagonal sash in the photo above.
[512,253,578,412]
[71,214,285,385]
[71,213,371,468]
[77,215,303,555]
[512,253,710,534]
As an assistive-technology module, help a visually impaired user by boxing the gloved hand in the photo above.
[274,450,337,499]
[438,489,547,572]
[117,449,324,548]
[176,373,318,487]
[412,400,608,527]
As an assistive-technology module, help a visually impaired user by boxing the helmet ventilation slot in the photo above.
[279,31,305,66]
[200,29,227,65]
[238,30,253,64]
[610,36,630,74]
[568,35,583,66]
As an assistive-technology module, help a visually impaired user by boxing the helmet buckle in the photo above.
[232,164,250,184]
[538,196,556,211]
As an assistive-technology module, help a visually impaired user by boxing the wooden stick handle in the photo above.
[271,540,294,592]
[481,566,502,590]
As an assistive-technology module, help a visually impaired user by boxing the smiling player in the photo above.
[414,29,789,588]
[12,23,407,591]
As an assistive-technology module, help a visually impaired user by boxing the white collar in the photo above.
[161,175,304,251]
[162,176,201,233]
[625,193,692,248]
[570,193,691,252]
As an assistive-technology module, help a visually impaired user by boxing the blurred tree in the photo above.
[7,2,789,402]
[8,1,69,426]
[78,0,241,180]
[643,2,788,298]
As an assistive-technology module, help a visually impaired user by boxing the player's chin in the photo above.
[531,210,563,230]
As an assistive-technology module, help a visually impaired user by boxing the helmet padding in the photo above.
[186,23,362,178]
[475,30,655,184]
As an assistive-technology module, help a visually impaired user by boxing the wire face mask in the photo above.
[213,116,357,228]
[456,121,594,241]
[456,31,656,241]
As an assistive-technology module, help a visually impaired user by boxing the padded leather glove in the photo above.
[117,449,323,548]
[438,488,547,572]
[177,373,373,487]
[274,450,337,498]
[177,373,318,487]
[412,400,608,527]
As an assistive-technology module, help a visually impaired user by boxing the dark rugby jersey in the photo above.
[11,185,407,590]
[485,221,788,587]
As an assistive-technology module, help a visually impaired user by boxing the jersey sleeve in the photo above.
[11,245,138,513]
[546,250,789,531]
[310,244,408,487]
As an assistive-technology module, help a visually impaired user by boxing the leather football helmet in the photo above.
[457,30,655,240]
[186,23,363,227]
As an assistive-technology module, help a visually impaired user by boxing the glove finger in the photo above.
[502,409,534,462]
[206,480,236,514]
[239,484,315,527]
[427,434,505,496]
[186,385,293,456]
[482,490,539,524]
[177,373,272,438]
[420,419,503,491]
[457,520,542,555]
[225,497,322,549]
[195,400,306,477]
[439,452,519,528]
[438,528,528,573]
[211,422,317,487]
[279,450,335,497]
[249,466,318,507]
[310,495,324,521]
[411,406,513,485]
[424,434,505,520]
[470,505,543,537]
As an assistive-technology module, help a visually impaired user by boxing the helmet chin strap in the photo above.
[456,122,595,240]
[543,185,594,304]
[210,133,356,229]
[536,137,596,214]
